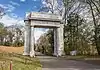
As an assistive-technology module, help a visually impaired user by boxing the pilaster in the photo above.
[30,26,35,57]
[23,21,31,55]
[57,24,64,56]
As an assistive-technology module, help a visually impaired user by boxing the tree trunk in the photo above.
[88,1,100,55]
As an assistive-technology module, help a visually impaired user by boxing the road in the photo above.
[37,56,100,70]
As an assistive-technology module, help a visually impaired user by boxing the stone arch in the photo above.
[23,12,64,57]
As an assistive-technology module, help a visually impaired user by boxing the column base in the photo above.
[53,53,57,56]
[53,53,59,57]
[53,52,64,57]
[30,51,35,57]
[23,52,30,56]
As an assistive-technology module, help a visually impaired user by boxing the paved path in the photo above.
[37,56,100,70]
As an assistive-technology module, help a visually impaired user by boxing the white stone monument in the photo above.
[23,12,64,57]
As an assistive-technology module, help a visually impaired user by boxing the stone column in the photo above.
[30,26,35,57]
[57,24,64,56]
[23,21,31,55]
[54,28,57,56]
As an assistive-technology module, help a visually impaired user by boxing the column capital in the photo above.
[60,24,64,28]
[25,20,31,26]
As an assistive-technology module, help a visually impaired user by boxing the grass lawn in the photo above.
[0,46,42,70]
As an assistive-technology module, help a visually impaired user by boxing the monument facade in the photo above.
[23,12,64,57]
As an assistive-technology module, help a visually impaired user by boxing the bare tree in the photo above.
[0,6,5,18]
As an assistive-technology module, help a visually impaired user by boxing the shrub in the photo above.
[3,41,11,46]
[12,40,24,47]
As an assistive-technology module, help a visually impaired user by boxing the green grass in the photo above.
[0,52,42,70]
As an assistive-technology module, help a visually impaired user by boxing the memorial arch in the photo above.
[23,12,64,57]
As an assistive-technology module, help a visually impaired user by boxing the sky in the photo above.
[0,0,43,26]
[0,0,48,42]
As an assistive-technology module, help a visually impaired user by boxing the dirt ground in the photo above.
[0,46,24,54]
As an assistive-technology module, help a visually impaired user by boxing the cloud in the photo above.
[0,4,7,9]
[20,0,26,2]
[34,28,49,43]
[32,0,40,1]
[42,1,46,4]
[10,13,18,18]
[0,14,24,26]
[9,1,20,6]
[32,0,37,1]
[34,30,44,42]
[0,4,16,12]
[33,6,37,8]
[6,4,15,12]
